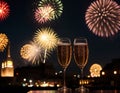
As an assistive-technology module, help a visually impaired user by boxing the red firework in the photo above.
[0,1,10,21]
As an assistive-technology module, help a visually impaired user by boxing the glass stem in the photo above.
[80,68,84,87]
[63,68,66,88]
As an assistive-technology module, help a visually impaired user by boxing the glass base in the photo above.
[75,86,89,93]
[57,86,72,93]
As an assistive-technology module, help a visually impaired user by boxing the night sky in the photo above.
[0,0,120,75]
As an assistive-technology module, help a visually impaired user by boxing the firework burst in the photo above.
[85,0,120,37]
[34,0,63,23]
[34,5,55,23]
[20,41,46,64]
[33,27,59,51]
[33,27,59,63]
[0,1,10,21]
[90,63,102,77]
[0,33,8,52]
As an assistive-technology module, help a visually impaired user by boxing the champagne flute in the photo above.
[73,37,89,93]
[57,38,72,93]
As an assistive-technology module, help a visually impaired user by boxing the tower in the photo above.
[1,42,14,77]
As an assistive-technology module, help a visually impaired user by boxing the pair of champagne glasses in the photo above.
[57,37,89,93]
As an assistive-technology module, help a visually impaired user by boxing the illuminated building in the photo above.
[1,42,14,77]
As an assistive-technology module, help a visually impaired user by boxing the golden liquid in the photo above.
[74,43,89,69]
[57,44,72,68]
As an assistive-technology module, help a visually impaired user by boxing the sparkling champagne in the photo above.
[74,43,89,69]
[57,44,72,68]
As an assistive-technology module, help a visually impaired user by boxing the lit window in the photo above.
[114,71,117,74]
[101,71,105,75]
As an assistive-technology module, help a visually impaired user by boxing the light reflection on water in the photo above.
[27,90,120,93]
[91,90,119,93]
[27,90,57,93]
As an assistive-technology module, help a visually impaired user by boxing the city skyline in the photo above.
[0,0,120,75]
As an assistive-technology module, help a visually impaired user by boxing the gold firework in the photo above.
[20,44,32,60]
[33,27,59,51]
[20,41,45,64]
[0,33,8,52]
[90,63,102,77]
[85,0,120,37]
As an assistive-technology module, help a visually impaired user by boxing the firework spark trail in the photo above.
[85,0,120,37]
[43,49,47,63]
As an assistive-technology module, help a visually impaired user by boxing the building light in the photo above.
[101,71,105,75]
[113,71,117,74]
[23,78,26,82]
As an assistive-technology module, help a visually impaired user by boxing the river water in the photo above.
[27,90,120,93]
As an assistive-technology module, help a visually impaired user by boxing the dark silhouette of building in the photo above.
[14,62,56,85]
[91,58,120,89]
